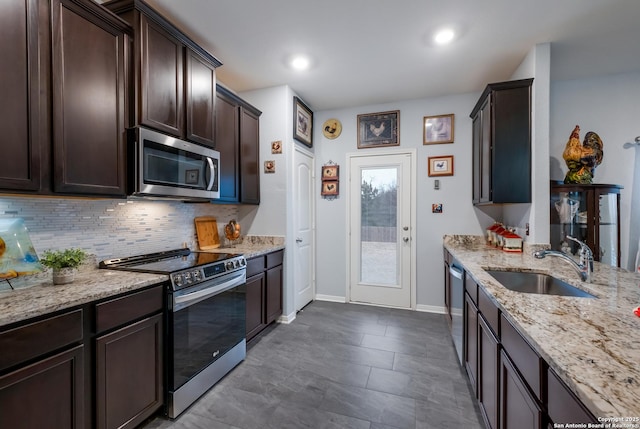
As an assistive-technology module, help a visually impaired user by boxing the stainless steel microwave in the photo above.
[128,127,220,200]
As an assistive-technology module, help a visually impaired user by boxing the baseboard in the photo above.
[314,294,347,303]
[416,304,446,314]
[277,311,296,324]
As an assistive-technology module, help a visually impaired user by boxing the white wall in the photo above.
[506,43,551,243]
[239,84,308,319]
[550,72,640,269]
[314,93,485,309]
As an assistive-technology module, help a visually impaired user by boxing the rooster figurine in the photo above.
[562,125,604,184]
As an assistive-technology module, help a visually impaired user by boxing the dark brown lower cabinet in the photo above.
[478,314,500,429]
[500,350,542,429]
[547,368,597,425]
[464,292,478,395]
[246,271,267,340]
[246,249,284,341]
[95,313,163,429]
[0,345,84,429]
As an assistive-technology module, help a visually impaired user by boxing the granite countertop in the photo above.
[201,235,285,259]
[444,235,640,419]
[0,266,167,328]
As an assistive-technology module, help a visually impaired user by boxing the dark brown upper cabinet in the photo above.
[1,0,130,197]
[105,0,221,148]
[215,85,262,204]
[0,0,45,193]
[52,0,129,196]
[470,78,533,205]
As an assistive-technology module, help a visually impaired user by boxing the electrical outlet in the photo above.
[525,223,530,236]
[434,179,440,190]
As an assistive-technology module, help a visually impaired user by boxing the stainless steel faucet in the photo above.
[533,236,594,283]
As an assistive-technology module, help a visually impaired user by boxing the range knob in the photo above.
[172,274,183,287]
[225,261,234,270]
[240,259,246,266]
[192,270,202,281]
[183,271,193,284]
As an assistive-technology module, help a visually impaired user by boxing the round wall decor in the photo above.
[322,118,342,139]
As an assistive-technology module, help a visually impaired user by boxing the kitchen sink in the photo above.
[485,270,596,298]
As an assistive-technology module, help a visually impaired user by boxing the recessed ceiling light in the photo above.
[290,55,310,71]
[434,28,455,45]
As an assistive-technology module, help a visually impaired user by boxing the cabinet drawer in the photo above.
[246,255,266,277]
[547,368,596,424]
[266,250,284,269]
[0,309,83,372]
[465,273,478,305]
[478,286,499,336]
[96,285,163,333]
[500,314,543,400]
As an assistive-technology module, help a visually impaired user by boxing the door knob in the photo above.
[403,237,410,243]
[403,226,409,231]
[296,238,303,243]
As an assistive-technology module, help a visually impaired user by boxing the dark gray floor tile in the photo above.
[393,352,465,381]
[366,367,458,405]
[328,342,396,369]
[361,333,428,356]
[415,397,484,429]
[266,401,371,429]
[295,353,372,388]
[320,381,416,429]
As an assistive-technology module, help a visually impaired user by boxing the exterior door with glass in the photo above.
[349,153,413,308]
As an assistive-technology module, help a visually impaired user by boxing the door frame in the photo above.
[345,148,417,309]
[293,145,316,312]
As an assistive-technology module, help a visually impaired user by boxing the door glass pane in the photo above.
[360,167,398,285]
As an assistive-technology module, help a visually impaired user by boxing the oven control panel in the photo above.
[171,255,246,289]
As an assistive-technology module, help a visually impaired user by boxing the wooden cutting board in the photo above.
[194,216,220,250]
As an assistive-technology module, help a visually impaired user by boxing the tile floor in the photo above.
[142,301,485,429]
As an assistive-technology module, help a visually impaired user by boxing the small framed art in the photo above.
[322,165,339,180]
[428,155,454,177]
[293,96,313,148]
[424,114,454,144]
[321,181,339,196]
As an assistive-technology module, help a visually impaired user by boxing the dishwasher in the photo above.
[449,262,464,365]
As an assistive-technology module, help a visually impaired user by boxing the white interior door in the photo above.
[349,153,413,308]
[294,148,315,311]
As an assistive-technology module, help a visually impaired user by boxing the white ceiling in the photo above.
[145,0,640,111]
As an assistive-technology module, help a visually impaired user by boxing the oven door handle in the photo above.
[173,270,246,311]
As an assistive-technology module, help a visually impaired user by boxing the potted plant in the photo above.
[39,248,88,285]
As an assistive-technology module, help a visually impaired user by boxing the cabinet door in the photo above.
[464,292,478,396]
[480,97,492,203]
[246,272,266,341]
[266,264,283,324]
[478,315,500,429]
[239,106,261,204]
[0,0,44,192]
[139,13,184,137]
[186,49,216,148]
[51,0,127,196]
[500,350,542,429]
[96,313,163,429]
[215,90,240,202]
[0,345,84,429]
[471,112,481,204]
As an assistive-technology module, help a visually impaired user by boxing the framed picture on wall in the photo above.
[357,110,400,148]
[423,113,454,144]
[293,96,313,148]
[428,155,454,176]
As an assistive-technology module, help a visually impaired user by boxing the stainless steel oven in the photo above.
[167,263,246,418]
[100,249,246,418]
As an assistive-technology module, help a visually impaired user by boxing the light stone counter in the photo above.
[444,235,640,419]
[0,265,167,328]
[201,235,285,259]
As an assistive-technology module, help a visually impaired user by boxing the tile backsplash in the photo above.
[0,196,239,260]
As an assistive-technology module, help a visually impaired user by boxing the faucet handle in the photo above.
[565,235,592,256]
